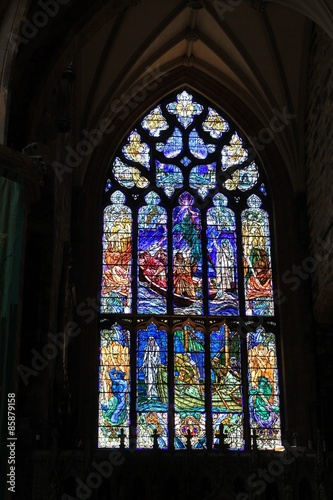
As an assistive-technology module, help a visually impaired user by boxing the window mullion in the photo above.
[204,325,212,449]
[168,327,175,450]
[130,326,137,450]
[240,330,251,451]
[167,196,174,315]
[132,203,138,315]
[235,208,246,317]
[201,204,209,317]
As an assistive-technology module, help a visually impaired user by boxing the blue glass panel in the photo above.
[174,324,206,449]
[98,324,131,448]
[180,156,191,167]
[156,128,183,158]
[259,183,267,195]
[207,194,239,315]
[138,192,168,314]
[156,160,183,197]
[137,323,168,448]
[172,193,203,315]
[105,178,112,192]
[189,129,216,159]
[189,163,216,199]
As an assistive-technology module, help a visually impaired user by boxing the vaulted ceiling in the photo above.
[2,0,333,191]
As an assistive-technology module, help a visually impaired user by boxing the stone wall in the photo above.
[305,24,333,324]
[305,24,333,451]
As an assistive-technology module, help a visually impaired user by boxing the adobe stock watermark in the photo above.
[61,450,125,500]
[249,106,296,152]
[8,0,72,54]
[273,234,333,306]
[17,293,101,386]
[52,65,167,182]
[62,425,138,499]
[210,0,244,21]
[236,441,306,499]
[193,105,296,211]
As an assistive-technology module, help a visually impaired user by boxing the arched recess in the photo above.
[95,86,284,451]
[74,69,314,448]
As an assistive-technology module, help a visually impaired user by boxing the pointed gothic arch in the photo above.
[98,88,282,451]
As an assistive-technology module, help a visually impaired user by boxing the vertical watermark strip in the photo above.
[7,393,16,493]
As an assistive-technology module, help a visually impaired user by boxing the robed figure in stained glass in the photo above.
[141,336,161,399]
[172,192,203,315]
[207,194,239,315]
[212,238,234,292]
[137,324,169,448]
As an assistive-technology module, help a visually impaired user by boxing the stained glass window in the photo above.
[206,194,238,316]
[99,89,281,451]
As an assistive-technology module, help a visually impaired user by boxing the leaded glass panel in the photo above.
[137,323,168,448]
[247,327,281,450]
[174,323,206,449]
[98,325,131,447]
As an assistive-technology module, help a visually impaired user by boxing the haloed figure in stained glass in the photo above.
[137,324,168,448]
[106,368,128,424]
[99,326,131,447]
[212,239,234,292]
[140,336,161,399]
